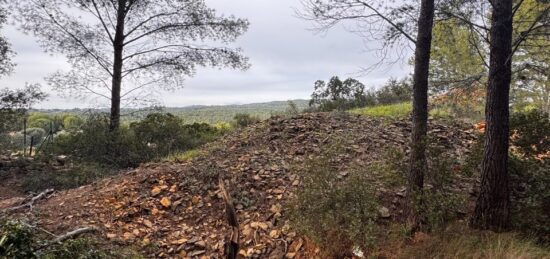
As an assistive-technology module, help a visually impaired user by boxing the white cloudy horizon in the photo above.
[2,0,413,109]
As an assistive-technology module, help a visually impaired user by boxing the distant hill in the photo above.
[33,99,310,124]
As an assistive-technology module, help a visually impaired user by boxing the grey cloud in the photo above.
[2,0,412,109]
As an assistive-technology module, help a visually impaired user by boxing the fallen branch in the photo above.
[1,189,54,214]
[219,178,239,259]
[52,227,99,243]
[34,227,99,252]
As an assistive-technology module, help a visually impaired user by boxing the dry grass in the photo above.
[397,222,550,259]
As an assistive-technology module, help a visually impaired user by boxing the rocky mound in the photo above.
[19,113,477,258]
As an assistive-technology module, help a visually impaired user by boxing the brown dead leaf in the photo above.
[160,197,171,208]
[143,219,153,228]
[151,187,162,196]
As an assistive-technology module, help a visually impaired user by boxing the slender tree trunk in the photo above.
[471,0,513,231]
[109,0,126,131]
[408,0,435,230]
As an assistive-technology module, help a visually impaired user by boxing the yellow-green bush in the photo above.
[350,102,412,118]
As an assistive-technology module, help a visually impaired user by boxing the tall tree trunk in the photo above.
[471,0,513,231]
[109,0,126,131]
[408,0,435,230]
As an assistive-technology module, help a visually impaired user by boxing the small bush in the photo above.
[376,78,412,105]
[309,76,372,112]
[424,142,469,229]
[289,142,380,257]
[232,113,260,127]
[0,220,36,259]
[42,238,116,259]
[53,114,145,168]
[510,109,549,158]
[350,102,412,118]
[0,220,141,259]
[130,113,187,156]
[28,118,52,133]
[464,110,550,241]
[21,163,114,192]
[62,115,83,131]
[285,100,300,115]
[164,149,202,162]
[510,156,550,243]
[53,113,222,168]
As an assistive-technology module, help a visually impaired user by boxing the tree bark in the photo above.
[408,0,435,230]
[109,0,126,131]
[471,0,513,231]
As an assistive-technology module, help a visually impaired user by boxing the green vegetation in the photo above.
[289,141,381,257]
[21,163,114,193]
[399,223,550,259]
[0,85,46,133]
[0,220,141,259]
[350,102,412,118]
[232,113,261,128]
[309,76,372,111]
[25,100,309,125]
[464,109,550,242]
[53,113,224,168]
[289,135,476,257]
[0,220,36,258]
[308,76,412,113]
[164,149,203,162]
[169,100,309,124]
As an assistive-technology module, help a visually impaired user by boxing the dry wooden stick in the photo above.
[34,226,99,252]
[219,178,239,259]
[1,189,54,213]
[51,227,99,243]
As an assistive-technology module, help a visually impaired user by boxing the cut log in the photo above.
[219,178,239,259]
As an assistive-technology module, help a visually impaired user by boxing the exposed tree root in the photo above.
[1,189,54,214]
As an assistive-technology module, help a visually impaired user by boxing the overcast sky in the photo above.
[2,0,413,109]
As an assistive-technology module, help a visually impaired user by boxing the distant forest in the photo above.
[33,100,310,124]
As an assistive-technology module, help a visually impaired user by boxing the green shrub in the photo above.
[0,220,36,259]
[0,86,46,133]
[164,149,202,162]
[464,110,550,241]
[25,128,47,147]
[53,114,146,168]
[285,100,300,115]
[42,238,111,259]
[510,109,549,158]
[350,102,412,118]
[130,113,186,156]
[232,113,260,127]
[62,115,83,131]
[53,113,222,168]
[289,143,380,257]
[21,163,114,192]
[309,76,371,112]
[376,78,412,105]
[28,118,52,133]
[0,220,141,259]
[424,142,468,229]
[510,157,550,243]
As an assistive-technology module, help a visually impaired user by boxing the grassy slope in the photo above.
[398,223,549,259]
[350,102,412,118]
